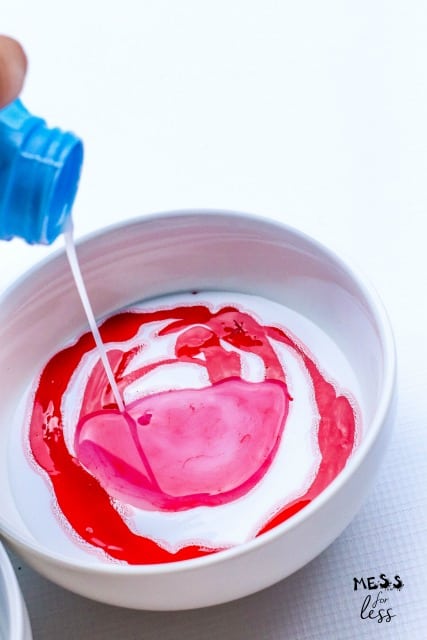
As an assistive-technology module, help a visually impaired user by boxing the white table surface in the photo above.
[1,2,426,638]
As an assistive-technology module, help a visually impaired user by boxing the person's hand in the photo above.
[0,35,27,109]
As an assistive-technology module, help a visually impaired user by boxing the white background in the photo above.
[1,1,426,638]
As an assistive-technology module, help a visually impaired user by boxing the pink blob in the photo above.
[75,377,289,511]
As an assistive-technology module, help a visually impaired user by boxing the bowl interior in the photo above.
[0,211,388,562]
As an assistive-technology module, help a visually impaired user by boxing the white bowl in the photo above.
[0,543,32,640]
[0,210,396,610]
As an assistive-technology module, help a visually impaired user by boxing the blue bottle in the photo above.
[0,99,83,244]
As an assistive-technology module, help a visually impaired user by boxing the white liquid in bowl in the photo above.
[8,291,363,565]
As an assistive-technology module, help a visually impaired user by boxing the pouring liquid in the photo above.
[63,222,125,413]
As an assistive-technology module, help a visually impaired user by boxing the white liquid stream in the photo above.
[63,223,125,413]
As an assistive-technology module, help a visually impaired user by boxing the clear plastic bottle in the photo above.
[0,99,83,244]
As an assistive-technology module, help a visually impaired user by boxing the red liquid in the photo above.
[29,304,356,564]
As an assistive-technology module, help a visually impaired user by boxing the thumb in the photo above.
[0,35,27,109]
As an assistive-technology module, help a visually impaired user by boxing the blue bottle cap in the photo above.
[0,99,83,244]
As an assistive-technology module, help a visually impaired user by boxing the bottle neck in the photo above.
[0,100,83,244]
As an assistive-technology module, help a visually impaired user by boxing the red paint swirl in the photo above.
[29,304,356,564]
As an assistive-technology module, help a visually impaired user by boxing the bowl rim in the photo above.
[0,542,28,639]
[0,208,397,576]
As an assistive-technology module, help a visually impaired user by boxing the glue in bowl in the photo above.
[0,210,396,610]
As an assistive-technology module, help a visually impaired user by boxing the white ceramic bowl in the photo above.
[0,543,32,640]
[0,210,396,610]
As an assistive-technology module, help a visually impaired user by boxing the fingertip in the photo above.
[0,35,28,109]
